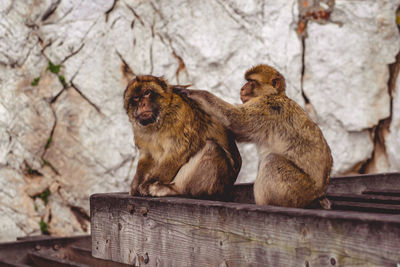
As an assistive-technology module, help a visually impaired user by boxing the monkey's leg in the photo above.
[148,140,235,198]
[174,140,234,198]
[147,146,208,197]
[254,153,318,208]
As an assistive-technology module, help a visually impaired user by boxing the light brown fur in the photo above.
[183,65,333,207]
[124,75,241,198]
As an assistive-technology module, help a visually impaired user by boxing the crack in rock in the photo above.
[363,32,400,173]
[70,82,102,114]
[61,43,85,64]
[41,0,61,22]
[300,36,310,104]
[70,205,90,232]
[126,4,145,26]
[105,0,118,22]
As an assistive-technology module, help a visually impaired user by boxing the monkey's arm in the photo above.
[186,89,253,142]
[130,152,154,195]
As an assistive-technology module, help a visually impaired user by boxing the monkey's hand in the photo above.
[136,176,160,196]
[130,176,143,196]
[136,180,151,196]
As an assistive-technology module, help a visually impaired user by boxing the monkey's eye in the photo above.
[249,80,257,88]
[143,90,151,96]
[272,78,278,87]
[132,96,140,102]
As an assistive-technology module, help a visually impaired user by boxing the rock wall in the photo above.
[0,0,399,241]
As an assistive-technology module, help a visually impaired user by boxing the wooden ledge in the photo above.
[91,173,400,266]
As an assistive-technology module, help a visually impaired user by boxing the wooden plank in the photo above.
[233,173,400,204]
[327,193,400,205]
[327,172,400,195]
[0,259,31,267]
[68,246,132,267]
[331,201,400,214]
[231,184,254,203]
[0,236,90,265]
[28,251,91,267]
[91,193,400,266]
[362,189,400,197]
[16,235,57,242]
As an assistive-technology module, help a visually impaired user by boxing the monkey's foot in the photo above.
[319,197,332,210]
[148,182,178,197]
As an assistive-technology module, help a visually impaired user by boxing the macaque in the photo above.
[181,65,333,208]
[123,75,241,198]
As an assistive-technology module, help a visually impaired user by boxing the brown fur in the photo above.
[183,64,333,208]
[124,75,241,198]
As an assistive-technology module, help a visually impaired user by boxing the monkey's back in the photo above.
[173,91,237,151]
[164,93,241,184]
[254,95,332,189]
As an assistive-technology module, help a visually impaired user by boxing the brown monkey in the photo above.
[181,65,332,208]
[123,75,241,198]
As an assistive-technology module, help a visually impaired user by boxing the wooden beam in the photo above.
[91,193,400,266]
[327,192,400,204]
[232,172,400,204]
[28,251,90,267]
[327,172,400,194]
[363,189,400,197]
[68,246,133,267]
[0,236,90,265]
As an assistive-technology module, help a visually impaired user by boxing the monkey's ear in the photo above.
[123,91,130,111]
[170,84,191,90]
[271,78,280,89]
[155,76,169,91]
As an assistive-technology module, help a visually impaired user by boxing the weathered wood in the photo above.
[363,189,400,197]
[233,172,400,204]
[0,236,90,265]
[0,235,132,267]
[28,251,91,267]
[328,192,400,204]
[331,200,400,214]
[91,192,400,266]
[327,172,400,195]
[327,192,400,204]
[0,259,31,267]
[68,246,133,267]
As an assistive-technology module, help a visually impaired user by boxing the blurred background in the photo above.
[0,0,399,241]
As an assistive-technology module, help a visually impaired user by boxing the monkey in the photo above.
[179,64,333,208]
[123,75,241,199]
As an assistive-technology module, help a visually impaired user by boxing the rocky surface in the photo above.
[386,56,400,171]
[302,0,400,173]
[0,0,399,241]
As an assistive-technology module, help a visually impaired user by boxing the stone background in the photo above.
[0,0,399,241]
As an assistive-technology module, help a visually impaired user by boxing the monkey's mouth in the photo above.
[240,95,252,103]
[137,111,158,126]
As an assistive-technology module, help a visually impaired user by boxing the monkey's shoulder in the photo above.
[247,95,290,117]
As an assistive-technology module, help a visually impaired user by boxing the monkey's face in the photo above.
[243,64,286,100]
[240,80,256,103]
[124,75,170,127]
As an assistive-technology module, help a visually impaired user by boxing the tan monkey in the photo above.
[123,75,241,198]
[181,65,333,208]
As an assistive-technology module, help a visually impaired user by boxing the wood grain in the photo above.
[91,192,400,266]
